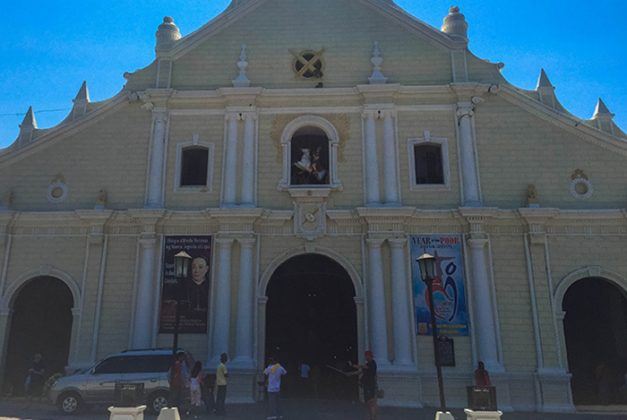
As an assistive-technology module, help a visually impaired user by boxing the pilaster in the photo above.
[143,90,173,209]
[382,110,400,206]
[73,210,113,364]
[388,237,413,367]
[519,208,574,412]
[233,236,256,369]
[222,112,241,206]
[365,237,390,367]
[240,112,258,206]
[362,110,381,205]
[129,210,165,349]
[211,236,235,363]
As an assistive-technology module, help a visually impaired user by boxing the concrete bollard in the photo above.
[435,411,455,420]
[464,409,503,420]
[108,405,147,420]
[157,407,181,420]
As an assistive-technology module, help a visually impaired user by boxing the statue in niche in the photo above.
[290,135,329,185]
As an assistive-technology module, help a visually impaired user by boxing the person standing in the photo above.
[474,361,491,388]
[168,351,190,412]
[299,362,310,395]
[25,353,45,399]
[351,351,378,420]
[189,361,204,418]
[214,353,229,415]
[264,357,287,420]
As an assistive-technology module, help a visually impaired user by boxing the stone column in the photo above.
[457,104,481,207]
[366,238,389,365]
[234,237,256,367]
[467,238,500,371]
[211,238,234,360]
[388,238,413,366]
[131,233,158,349]
[362,111,381,205]
[146,110,168,208]
[223,113,239,206]
[382,111,399,206]
[240,113,256,206]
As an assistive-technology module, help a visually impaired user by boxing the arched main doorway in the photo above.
[563,277,627,405]
[4,276,74,396]
[265,254,358,400]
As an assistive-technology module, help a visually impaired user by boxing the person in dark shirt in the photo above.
[184,257,210,311]
[350,350,378,420]
[25,353,45,399]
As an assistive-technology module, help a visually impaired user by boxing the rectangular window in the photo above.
[414,144,444,184]
[181,147,209,186]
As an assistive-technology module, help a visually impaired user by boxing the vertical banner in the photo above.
[410,235,469,336]
[159,236,212,334]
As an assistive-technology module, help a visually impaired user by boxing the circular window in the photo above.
[47,182,69,203]
[570,178,593,200]
[293,51,323,79]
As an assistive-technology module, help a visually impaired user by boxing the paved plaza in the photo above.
[0,399,624,420]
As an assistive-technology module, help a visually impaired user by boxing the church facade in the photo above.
[1,0,626,412]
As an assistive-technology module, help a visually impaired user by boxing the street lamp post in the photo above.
[417,253,447,412]
[172,250,192,356]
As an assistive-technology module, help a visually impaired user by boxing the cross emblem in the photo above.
[290,49,324,79]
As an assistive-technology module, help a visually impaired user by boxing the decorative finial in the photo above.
[592,98,614,119]
[21,107,37,129]
[232,44,251,87]
[0,190,13,211]
[155,16,181,54]
[17,106,38,146]
[441,6,468,42]
[368,42,387,85]
[536,69,554,89]
[526,185,539,208]
[591,98,616,135]
[71,81,90,118]
[95,189,107,210]
[535,69,557,108]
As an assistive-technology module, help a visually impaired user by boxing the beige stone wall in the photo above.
[0,104,151,211]
[490,232,537,371]
[95,235,137,358]
[475,96,627,209]
[169,0,454,90]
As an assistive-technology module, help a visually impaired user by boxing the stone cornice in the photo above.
[208,207,264,233]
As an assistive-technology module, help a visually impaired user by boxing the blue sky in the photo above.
[1,1,625,147]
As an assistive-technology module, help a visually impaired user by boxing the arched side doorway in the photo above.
[3,276,74,396]
[562,277,627,405]
[263,253,359,400]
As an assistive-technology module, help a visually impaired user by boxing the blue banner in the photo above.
[410,235,469,336]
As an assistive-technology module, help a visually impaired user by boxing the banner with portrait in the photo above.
[159,236,212,334]
[410,235,469,336]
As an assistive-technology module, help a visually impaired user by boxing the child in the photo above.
[189,361,204,418]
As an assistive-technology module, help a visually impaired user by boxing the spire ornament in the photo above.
[17,106,38,146]
[232,44,251,88]
[368,42,387,85]
[71,81,90,119]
